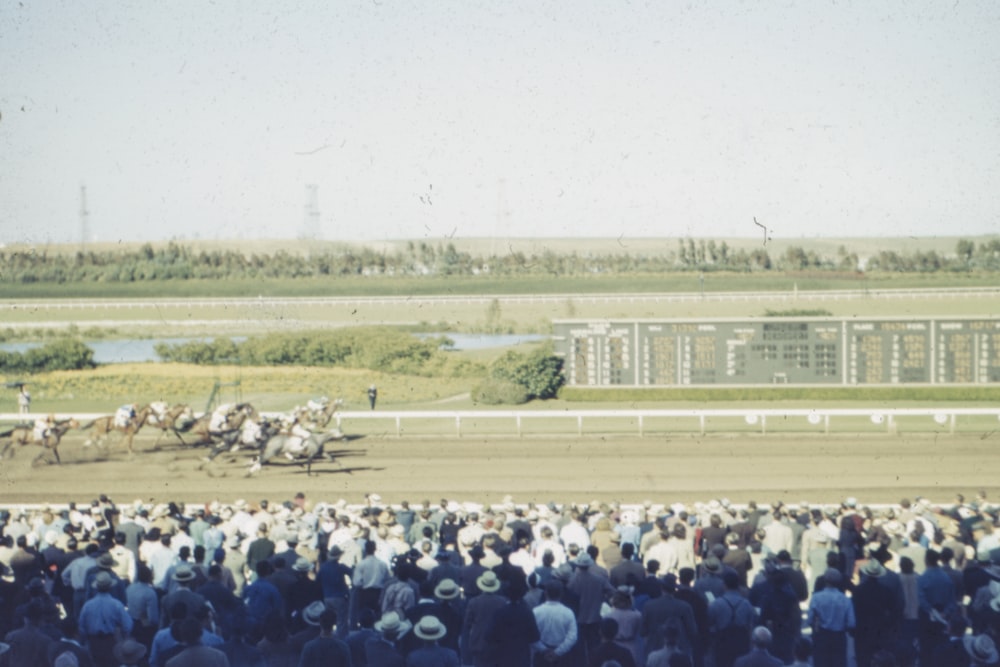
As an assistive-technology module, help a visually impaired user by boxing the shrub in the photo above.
[471,378,529,405]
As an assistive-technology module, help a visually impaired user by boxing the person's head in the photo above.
[925,549,940,568]
[899,556,915,575]
[177,616,202,645]
[722,570,741,591]
[319,608,338,635]
[544,580,564,602]
[751,626,772,648]
[256,560,274,578]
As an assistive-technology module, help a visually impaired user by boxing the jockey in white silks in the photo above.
[33,414,55,440]
[209,404,233,434]
[114,404,137,428]
[283,409,313,458]
[147,401,170,426]
[233,418,263,452]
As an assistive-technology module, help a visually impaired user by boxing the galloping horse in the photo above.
[251,427,346,476]
[80,404,154,455]
[141,402,195,446]
[0,418,80,465]
[204,414,281,461]
[300,397,344,430]
[177,403,258,448]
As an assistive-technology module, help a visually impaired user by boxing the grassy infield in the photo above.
[2,259,1000,437]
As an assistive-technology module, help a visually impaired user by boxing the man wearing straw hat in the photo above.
[408,615,460,667]
[462,570,507,667]
[367,611,410,667]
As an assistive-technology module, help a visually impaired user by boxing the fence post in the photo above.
[516,415,522,437]
[950,414,956,435]
[699,414,705,435]
[396,416,401,437]
[638,415,644,437]
[761,415,767,435]
[456,415,462,438]
[824,415,830,435]
[578,415,583,436]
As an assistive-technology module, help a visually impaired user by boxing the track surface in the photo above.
[2,429,997,508]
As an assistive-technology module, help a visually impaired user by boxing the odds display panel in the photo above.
[553,318,1000,387]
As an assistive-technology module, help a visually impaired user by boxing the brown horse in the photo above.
[141,402,195,446]
[80,404,154,455]
[0,418,80,465]
[302,397,344,430]
[175,403,258,448]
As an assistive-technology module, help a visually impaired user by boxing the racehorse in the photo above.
[300,397,344,430]
[204,414,281,461]
[141,402,195,446]
[176,403,258,448]
[0,418,80,465]
[251,427,346,476]
[80,404,155,455]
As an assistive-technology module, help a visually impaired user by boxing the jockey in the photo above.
[208,404,233,434]
[33,414,55,440]
[284,414,313,458]
[114,404,137,428]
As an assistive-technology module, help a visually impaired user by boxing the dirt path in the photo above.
[2,429,997,508]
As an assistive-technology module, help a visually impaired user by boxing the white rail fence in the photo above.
[1,286,998,312]
[4,408,999,438]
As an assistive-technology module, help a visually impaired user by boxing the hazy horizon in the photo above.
[2,1,998,245]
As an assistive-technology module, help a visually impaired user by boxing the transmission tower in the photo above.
[79,185,90,248]
[301,184,320,240]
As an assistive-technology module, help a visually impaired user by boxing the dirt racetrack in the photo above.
[2,428,998,508]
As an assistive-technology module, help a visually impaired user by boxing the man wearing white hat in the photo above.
[408,615,460,667]
[462,570,506,667]
[368,611,410,666]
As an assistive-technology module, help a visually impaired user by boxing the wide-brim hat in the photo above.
[703,556,722,574]
[965,634,1000,664]
[375,611,412,638]
[292,557,312,572]
[93,571,114,592]
[302,601,327,626]
[97,553,117,569]
[576,554,595,568]
[173,565,196,583]
[113,638,147,664]
[328,545,344,559]
[860,559,886,578]
[434,578,460,600]
[413,615,447,640]
[477,571,501,593]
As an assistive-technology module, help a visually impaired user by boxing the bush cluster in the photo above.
[0,339,96,373]
[154,328,479,378]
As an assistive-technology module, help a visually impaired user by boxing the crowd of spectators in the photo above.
[0,490,999,667]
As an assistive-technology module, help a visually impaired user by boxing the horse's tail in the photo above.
[79,420,97,430]
[0,427,14,438]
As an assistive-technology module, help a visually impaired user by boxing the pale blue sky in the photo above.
[1,0,998,245]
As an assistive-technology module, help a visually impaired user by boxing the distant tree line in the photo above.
[0,340,96,373]
[3,238,998,284]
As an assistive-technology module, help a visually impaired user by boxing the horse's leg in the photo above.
[51,444,61,464]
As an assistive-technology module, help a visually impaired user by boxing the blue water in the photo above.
[0,333,548,364]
